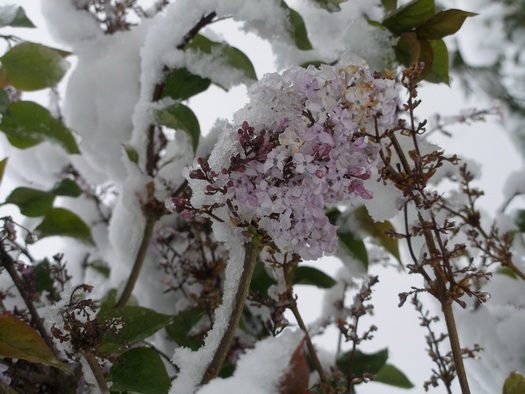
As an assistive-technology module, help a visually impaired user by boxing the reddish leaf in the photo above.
[0,313,71,373]
[278,338,310,394]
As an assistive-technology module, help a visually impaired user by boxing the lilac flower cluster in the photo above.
[171,58,397,260]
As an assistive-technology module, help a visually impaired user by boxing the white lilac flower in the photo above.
[173,55,398,260]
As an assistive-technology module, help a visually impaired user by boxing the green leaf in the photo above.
[375,364,414,388]
[394,32,421,66]
[337,348,388,376]
[338,230,369,270]
[310,0,347,13]
[0,313,72,374]
[504,371,525,394]
[292,266,337,288]
[33,259,55,294]
[0,5,35,28]
[281,1,313,50]
[355,207,401,264]
[250,261,276,295]
[416,9,477,40]
[424,39,449,84]
[0,101,80,154]
[381,0,397,14]
[98,306,173,353]
[35,208,95,245]
[382,0,435,34]
[122,144,139,165]
[108,347,170,394]
[156,103,200,153]
[186,34,257,82]
[300,60,328,69]
[515,209,525,232]
[51,179,83,197]
[5,187,55,217]
[0,157,7,188]
[0,42,67,91]
[88,259,111,278]
[0,88,9,114]
[161,68,211,101]
[165,308,206,350]
[497,267,518,280]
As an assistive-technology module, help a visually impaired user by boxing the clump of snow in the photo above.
[196,329,304,394]
[363,169,404,222]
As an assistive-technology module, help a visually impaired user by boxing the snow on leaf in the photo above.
[0,5,35,28]
[34,208,95,246]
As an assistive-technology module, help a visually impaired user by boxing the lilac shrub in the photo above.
[170,55,397,260]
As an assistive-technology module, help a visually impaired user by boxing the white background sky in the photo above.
[2,1,523,393]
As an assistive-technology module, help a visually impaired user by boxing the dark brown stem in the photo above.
[288,301,331,391]
[201,241,261,384]
[84,351,109,393]
[441,302,470,394]
[116,214,157,307]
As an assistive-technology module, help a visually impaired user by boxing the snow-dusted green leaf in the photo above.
[0,42,67,91]
[166,308,206,350]
[156,103,200,153]
[0,101,80,153]
[0,5,35,28]
[0,158,7,189]
[281,1,313,50]
[35,208,94,245]
[186,34,257,82]
[310,0,347,13]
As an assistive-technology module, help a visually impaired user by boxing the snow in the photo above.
[169,232,247,393]
[196,329,304,394]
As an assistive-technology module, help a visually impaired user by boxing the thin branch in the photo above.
[84,351,109,394]
[201,241,261,384]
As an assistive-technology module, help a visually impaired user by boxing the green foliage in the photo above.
[5,187,55,217]
[165,307,206,350]
[354,207,401,265]
[185,34,257,84]
[0,157,7,188]
[0,88,8,114]
[161,68,211,101]
[156,103,200,153]
[0,101,80,153]
[0,5,35,28]
[280,1,313,50]
[338,229,369,270]
[0,42,67,91]
[98,306,173,353]
[51,179,83,197]
[310,0,347,13]
[35,208,95,246]
[0,313,72,373]
[292,266,337,288]
[108,347,170,394]
[503,371,525,394]
[375,364,414,388]
[122,144,140,165]
[337,348,389,377]
[380,0,476,84]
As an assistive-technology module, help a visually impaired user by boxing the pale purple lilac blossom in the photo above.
[171,60,397,260]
